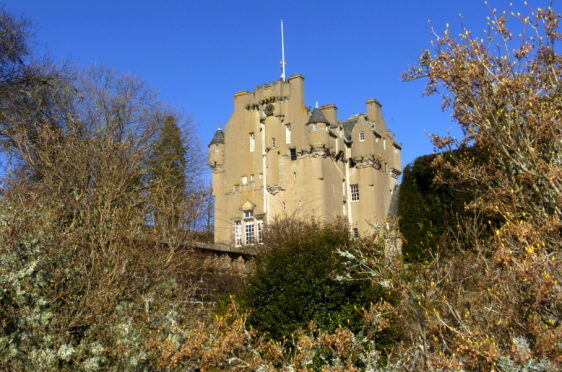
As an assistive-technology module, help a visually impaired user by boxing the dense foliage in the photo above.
[239,219,391,343]
[1,3,560,371]
[398,149,487,262]
[0,8,205,370]
[400,3,561,368]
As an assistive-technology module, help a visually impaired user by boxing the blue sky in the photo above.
[2,0,548,169]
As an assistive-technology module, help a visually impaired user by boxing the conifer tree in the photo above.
[150,115,188,230]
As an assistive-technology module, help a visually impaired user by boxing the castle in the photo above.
[208,74,401,246]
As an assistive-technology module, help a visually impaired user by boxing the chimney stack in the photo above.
[366,98,386,131]
[319,104,337,124]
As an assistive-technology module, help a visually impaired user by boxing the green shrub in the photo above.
[398,150,483,262]
[239,219,386,342]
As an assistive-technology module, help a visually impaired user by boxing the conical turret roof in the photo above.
[209,128,225,146]
[306,108,330,125]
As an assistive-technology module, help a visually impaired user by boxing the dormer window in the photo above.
[244,210,254,218]
[359,132,365,142]
[214,144,219,152]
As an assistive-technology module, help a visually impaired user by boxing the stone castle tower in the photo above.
[209,74,401,246]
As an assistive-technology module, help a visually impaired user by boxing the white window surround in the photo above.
[234,221,242,246]
[245,222,255,245]
[350,184,360,202]
[249,132,255,152]
[285,124,292,144]
[257,219,264,243]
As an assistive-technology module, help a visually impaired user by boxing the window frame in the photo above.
[234,220,242,246]
[290,148,297,161]
[245,221,255,245]
[249,132,255,152]
[350,184,360,202]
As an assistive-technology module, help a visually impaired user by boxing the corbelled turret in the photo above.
[208,127,225,172]
[306,108,330,148]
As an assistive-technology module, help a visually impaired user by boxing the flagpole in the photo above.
[280,20,286,81]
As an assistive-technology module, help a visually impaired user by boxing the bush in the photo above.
[239,219,386,342]
[398,149,489,262]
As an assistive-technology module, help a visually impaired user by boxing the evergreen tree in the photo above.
[150,115,188,229]
[151,115,187,192]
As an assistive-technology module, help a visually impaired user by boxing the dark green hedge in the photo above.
[239,220,387,342]
[398,150,479,262]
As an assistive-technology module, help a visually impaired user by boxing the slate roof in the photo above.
[306,108,330,125]
[342,117,359,141]
[209,129,225,146]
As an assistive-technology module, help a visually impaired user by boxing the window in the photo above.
[353,228,359,239]
[245,221,255,244]
[350,184,360,202]
[272,137,276,148]
[234,221,242,246]
[257,219,264,243]
[249,132,255,152]
[241,176,248,185]
[244,210,254,218]
[290,148,297,161]
[285,124,292,144]
[312,123,318,131]
[259,173,263,179]
[383,139,386,150]
[250,174,254,181]
[214,144,219,152]
[359,132,365,142]
[349,158,356,168]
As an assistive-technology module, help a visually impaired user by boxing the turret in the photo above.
[208,127,225,171]
[306,108,330,148]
